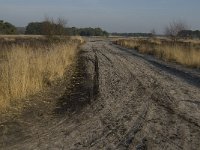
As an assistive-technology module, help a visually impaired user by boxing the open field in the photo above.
[114,38,200,68]
[0,36,83,113]
[1,38,200,150]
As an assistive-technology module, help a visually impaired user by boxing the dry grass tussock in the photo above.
[0,37,84,112]
[115,38,200,68]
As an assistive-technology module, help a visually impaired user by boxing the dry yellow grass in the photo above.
[155,45,200,67]
[0,37,83,112]
[70,36,85,44]
[115,38,200,68]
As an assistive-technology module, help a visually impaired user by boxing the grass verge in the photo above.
[114,38,200,68]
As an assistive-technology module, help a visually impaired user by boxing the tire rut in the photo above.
[97,42,200,149]
[105,44,200,128]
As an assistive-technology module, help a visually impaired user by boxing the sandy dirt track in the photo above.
[1,39,200,150]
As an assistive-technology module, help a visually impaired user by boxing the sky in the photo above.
[0,0,200,33]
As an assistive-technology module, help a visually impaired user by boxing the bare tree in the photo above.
[150,29,156,39]
[165,21,188,42]
[42,16,67,38]
[42,16,55,36]
[151,29,156,36]
[56,17,67,35]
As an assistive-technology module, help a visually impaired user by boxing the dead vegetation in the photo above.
[114,38,200,68]
[0,36,84,113]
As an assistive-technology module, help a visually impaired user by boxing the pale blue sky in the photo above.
[0,0,199,33]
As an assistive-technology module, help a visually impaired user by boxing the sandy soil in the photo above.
[1,39,200,150]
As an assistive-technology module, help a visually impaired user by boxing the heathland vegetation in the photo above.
[0,18,200,113]
[0,36,84,112]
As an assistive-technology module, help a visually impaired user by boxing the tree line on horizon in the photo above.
[0,19,109,36]
[25,22,109,36]
[111,32,153,37]
[1,20,200,39]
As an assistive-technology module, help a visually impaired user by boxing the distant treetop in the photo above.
[65,27,109,36]
[178,30,200,39]
[0,20,17,35]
